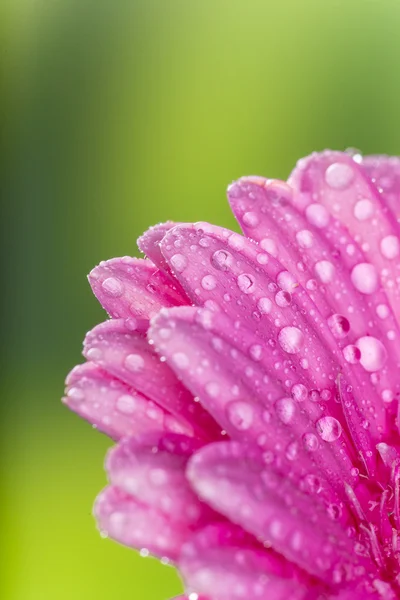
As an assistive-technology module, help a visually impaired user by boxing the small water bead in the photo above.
[125,354,145,372]
[382,389,394,403]
[316,416,342,442]
[278,326,304,354]
[260,238,278,257]
[86,347,103,361]
[172,352,190,369]
[226,401,254,430]
[286,441,299,461]
[353,199,374,221]
[170,254,188,273]
[249,344,263,361]
[327,314,350,339]
[303,473,322,494]
[343,344,361,364]
[201,275,217,290]
[325,162,355,189]
[350,263,378,295]
[102,277,124,297]
[242,211,260,228]
[380,235,400,259]
[314,260,335,284]
[305,203,330,228]
[256,253,269,265]
[211,249,233,271]
[306,279,317,291]
[376,304,389,319]
[116,394,136,414]
[309,390,320,402]
[303,433,319,451]
[355,336,387,372]
[237,273,256,294]
[67,387,85,402]
[277,271,298,291]
[291,383,308,402]
[275,290,292,307]
[205,381,220,398]
[296,229,314,248]
[275,397,295,424]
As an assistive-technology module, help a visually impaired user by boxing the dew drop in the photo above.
[249,344,262,361]
[277,271,298,291]
[275,397,295,424]
[343,345,361,364]
[116,394,136,414]
[305,203,330,228]
[325,162,355,189]
[376,304,389,319]
[380,235,400,260]
[260,238,278,256]
[201,275,217,290]
[67,387,84,402]
[278,326,304,354]
[124,354,145,372]
[327,314,350,339]
[291,383,308,402]
[242,211,260,228]
[170,254,188,273]
[102,277,124,297]
[303,432,319,451]
[275,290,292,307]
[226,401,254,430]
[350,263,378,295]
[296,229,314,248]
[314,260,335,283]
[316,416,342,442]
[172,352,190,369]
[211,250,233,271]
[355,336,387,372]
[286,441,299,461]
[205,381,220,398]
[237,273,256,294]
[353,199,374,221]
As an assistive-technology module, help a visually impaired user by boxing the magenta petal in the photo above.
[137,222,187,280]
[362,155,400,221]
[94,486,190,561]
[187,441,376,586]
[88,256,188,320]
[63,362,185,439]
[179,523,312,600]
[83,319,221,440]
[106,433,217,526]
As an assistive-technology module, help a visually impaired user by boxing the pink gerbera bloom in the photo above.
[64,151,400,599]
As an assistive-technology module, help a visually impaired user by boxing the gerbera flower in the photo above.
[64,150,400,599]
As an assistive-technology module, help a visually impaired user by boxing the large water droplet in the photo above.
[325,162,355,189]
[327,314,350,339]
[257,297,272,314]
[275,290,292,307]
[211,250,233,271]
[343,345,361,364]
[380,235,400,260]
[305,203,329,228]
[170,254,188,273]
[350,263,378,295]
[296,229,314,248]
[278,326,304,354]
[314,260,335,283]
[237,273,256,294]
[316,416,342,442]
[275,397,295,424]
[291,383,308,402]
[116,394,136,414]
[124,354,145,372]
[102,277,124,297]
[201,274,217,290]
[353,199,374,221]
[355,336,387,372]
[226,401,254,430]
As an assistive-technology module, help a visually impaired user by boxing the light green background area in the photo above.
[2,1,400,599]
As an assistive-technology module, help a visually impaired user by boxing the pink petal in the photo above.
[106,432,217,526]
[83,319,221,440]
[179,523,313,600]
[362,155,400,221]
[63,362,188,439]
[137,222,187,282]
[150,305,360,500]
[187,441,376,587]
[94,486,190,561]
[88,256,188,321]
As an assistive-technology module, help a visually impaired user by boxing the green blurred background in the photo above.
[2,0,400,598]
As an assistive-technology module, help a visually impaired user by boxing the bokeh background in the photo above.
[2,0,400,598]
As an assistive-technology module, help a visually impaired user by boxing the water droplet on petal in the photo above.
[124,354,145,372]
[325,162,355,189]
[380,235,400,259]
[327,314,350,339]
[277,271,298,291]
[242,211,260,228]
[211,250,233,271]
[237,273,256,294]
[278,327,304,354]
[314,260,335,283]
[226,401,254,430]
[303,433,319,451]
[350,263,378,295]
[201,275,217,290]
[205,381,220,398]
[275,397,295,424]
[353,199,374,221]
[260,238,278,256]
[170,254,188,273]
[316,416,342,442]
[296,229,314,248]
[376,304,389,319]
[102,277,124,297]
[305,203,330,228]
[116,394,136,414]
[67,387,85,402]
[172,352,190,369]
[355,336,387,372]
[275,290,292,307]
[291,383,308,402]
[257,297,272,314]
[343,345,361,364]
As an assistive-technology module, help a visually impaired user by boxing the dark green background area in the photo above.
[2,1,400,599]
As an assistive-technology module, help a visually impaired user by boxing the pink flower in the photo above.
[64,150,400,599]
